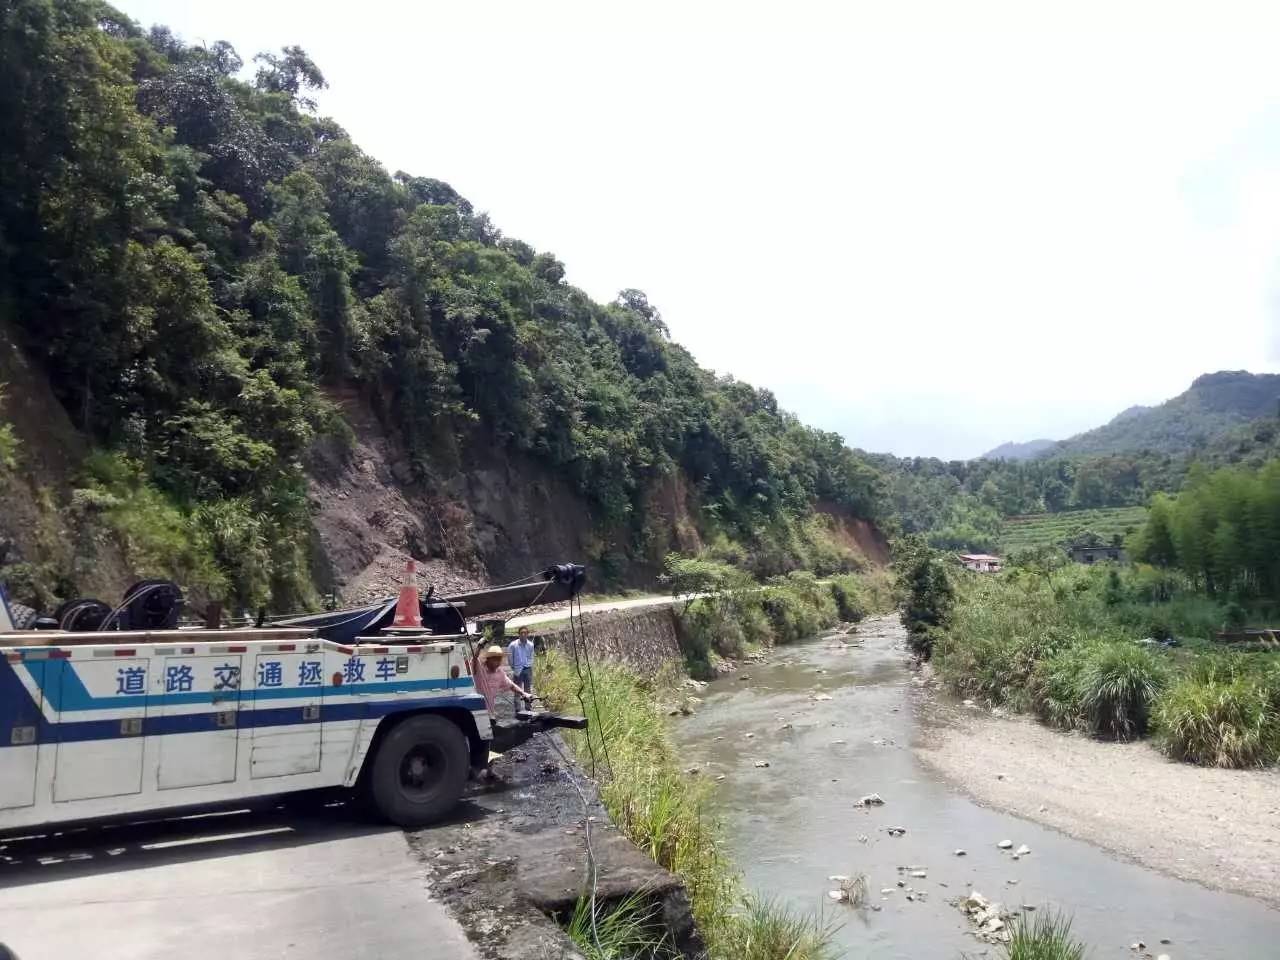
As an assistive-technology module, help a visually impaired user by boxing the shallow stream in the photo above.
[672,616,1279,959]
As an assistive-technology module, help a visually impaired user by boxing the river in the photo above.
[672,616,1279,959]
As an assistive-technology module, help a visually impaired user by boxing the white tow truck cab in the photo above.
[0,565,586,832]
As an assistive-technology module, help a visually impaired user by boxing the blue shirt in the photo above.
[508,638,534,671]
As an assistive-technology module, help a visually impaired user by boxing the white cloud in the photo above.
[120,0,1280,458]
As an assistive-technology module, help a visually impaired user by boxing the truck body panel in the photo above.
[0,632,489,832]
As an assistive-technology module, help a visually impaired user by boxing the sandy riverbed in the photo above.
[915,702,1280,908]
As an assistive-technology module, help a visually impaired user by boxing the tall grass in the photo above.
[1154,676,1280,767]
[540,653,836,960]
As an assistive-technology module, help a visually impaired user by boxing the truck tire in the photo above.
[367,713,470,827]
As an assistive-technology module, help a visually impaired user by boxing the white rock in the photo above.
[858,793,885,806]
[1015,844,1031,856]
[812,693,834,702]
[828,874,849,882]
[827,889,846,902]
[954,849,967,856]
[744,732,754,739]
[754,760,770,768]
[880,888,894,895]
[998,840,1014,850]
[910,870,927,878]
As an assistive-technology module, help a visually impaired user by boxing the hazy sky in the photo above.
[120,0,1280,459]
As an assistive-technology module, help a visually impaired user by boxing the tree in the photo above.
[253,45,326,109]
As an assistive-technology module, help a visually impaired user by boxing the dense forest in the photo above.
[1132,461,1280,602]
[0,0,885,608]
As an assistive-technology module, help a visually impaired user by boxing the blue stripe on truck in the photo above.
[11,657,472,711]
[0,660,486,746]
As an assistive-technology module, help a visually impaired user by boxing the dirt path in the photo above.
[915,702,1280,908]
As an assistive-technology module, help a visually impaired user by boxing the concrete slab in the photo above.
[0,810,478,960]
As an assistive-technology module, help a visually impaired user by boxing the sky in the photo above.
[119,0,1280,459]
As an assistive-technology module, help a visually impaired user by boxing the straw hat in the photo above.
[482,644,505,661]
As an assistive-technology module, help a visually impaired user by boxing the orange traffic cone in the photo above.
[391,558,423,630]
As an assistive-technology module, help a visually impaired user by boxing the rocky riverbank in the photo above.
[914,693,1280,909]
[410,732,704,960]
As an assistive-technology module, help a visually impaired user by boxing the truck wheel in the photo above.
[368,714,470,827]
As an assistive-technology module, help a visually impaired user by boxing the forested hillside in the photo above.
[0,0,886,611]
[1048,371,1279,459]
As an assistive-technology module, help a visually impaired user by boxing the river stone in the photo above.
[858,793,885,806]
[954,849,967,856]
[997,840,1013,849]
[910,870,927,878]
[1015,844,1031,856]
[812,693,833,701]
[827,889,846,902]
[754,760,770,768]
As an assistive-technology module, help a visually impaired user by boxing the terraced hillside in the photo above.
[1000,506,1148,554]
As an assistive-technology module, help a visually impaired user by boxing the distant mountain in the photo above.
[1049,371,1280,458]
[980,438,1056,461]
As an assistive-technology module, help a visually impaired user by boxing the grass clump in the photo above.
[1076,642,1167,740]
[1002,909,1087,960]
[1154,675,1280,768]
[713,898,838,960]
[565,892,674,960]
[540,652,836,960]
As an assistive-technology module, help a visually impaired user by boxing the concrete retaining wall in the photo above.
[536,605,682,674]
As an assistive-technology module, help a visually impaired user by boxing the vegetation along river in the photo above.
[672,615,1279,959]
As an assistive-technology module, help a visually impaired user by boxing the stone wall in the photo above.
[535,605,682,675]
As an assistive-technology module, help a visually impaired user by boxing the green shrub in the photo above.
[1155,676,1280,767]
[893,535,954,658]
[1077,642,1167,740]
[827,574,867,622]
[761,572,837,644]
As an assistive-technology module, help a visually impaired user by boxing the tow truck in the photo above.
[0,563,586,832]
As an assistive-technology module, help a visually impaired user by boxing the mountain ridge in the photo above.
[980,370,1279,462]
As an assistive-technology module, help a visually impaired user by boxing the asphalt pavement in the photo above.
[506,591,704,629]
[0,805,478,960]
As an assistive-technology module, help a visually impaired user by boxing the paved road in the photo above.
[0,806,477,960]
[506,591,704,628]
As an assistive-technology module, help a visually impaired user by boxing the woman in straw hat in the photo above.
[471,643,532,718]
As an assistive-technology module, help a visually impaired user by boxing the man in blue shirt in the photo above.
[507,626,536,710]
